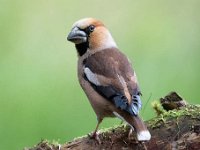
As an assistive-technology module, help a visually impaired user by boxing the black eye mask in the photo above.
[79,25,95,36]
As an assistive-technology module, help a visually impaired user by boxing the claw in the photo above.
[88,118,102,144]
[128,128,133,140]
[88,131,101,144]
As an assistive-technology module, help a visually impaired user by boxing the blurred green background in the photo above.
[0,0,199,149]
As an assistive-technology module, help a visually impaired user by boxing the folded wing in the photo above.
[83,48,142,115]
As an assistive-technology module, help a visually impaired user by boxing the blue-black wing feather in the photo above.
[84,74,142,115]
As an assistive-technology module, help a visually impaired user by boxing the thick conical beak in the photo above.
[67,27,87,44]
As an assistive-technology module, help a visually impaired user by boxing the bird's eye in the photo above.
[88,25,95,32]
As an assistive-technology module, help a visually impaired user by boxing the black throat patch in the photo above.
[75,41,89,56]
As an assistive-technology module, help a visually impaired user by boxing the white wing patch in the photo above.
[84,67,100,85]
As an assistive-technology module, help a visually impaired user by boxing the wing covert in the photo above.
[83,48,142,115]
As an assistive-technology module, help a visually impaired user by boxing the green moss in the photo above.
[71,124,128,141]
[99,123,127,133]
[73,135,88,141]
[148,104,200,128]
[70,105,200,141]
[151,100,166,115]
[73,105,200,138]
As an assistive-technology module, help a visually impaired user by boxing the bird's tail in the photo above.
[120,113,151,141]
[129,115,151,141]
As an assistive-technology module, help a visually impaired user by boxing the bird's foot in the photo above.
[128,128,139,144]
[88,131,101,144]
[128,128,133,141]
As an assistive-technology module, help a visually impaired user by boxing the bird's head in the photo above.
[67,18,117,56]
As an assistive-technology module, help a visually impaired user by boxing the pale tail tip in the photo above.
[137,130,151,141]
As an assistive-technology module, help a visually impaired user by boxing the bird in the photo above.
[67,18,151,142]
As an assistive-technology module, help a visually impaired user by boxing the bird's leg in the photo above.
[128,128,138,142]
[88,118,102,144]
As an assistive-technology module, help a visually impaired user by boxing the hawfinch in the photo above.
[67,18,151,142]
